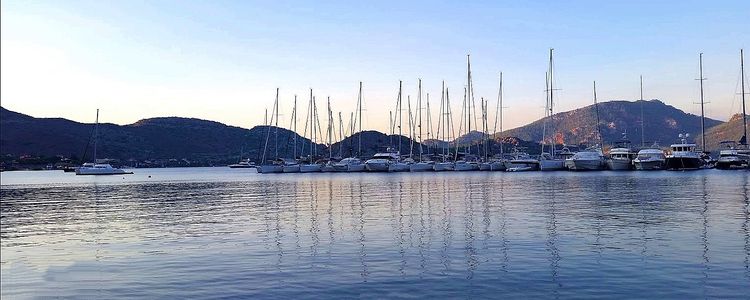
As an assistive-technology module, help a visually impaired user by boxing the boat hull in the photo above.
[365,161,390,172]
[539,159,565,171]
[282,165,300,173]
[565,159,605,171]
[633,160,665,170]
[433,162,454,171]
[257,165,283,173]
[388,162,410,172]
[505,160,539,171]
[410,162,434,172]
[489,161,506,171]
[665,157,703,170]
[715,156,747,170]
[300,164,322,173]
[75,169,132,175]
[478,163,492,171]
[454,162,479,171]
[321,165,337,172]
[606,159,633,170]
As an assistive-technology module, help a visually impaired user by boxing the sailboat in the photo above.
[433,82,455,171]
[486,72,507,171]
[334,82,367,172]
[454,55,480,171]
[539,49,568,171]
[388,81,410,172]
[300,92,323,172]
[258,88,285,173]
[665,53,708,170]
[321,97,338,172]
[565,81,605,171]
[716,49,750,169]
[75,109,132,175]
[411,79,435,172]
[366,82,404,172]
[282,95,301,173]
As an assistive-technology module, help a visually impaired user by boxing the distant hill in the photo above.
[0,107,321,164]
[699,113,748,151]
[498,100,723,148]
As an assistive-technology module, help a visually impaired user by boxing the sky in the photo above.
[1,0,749,136]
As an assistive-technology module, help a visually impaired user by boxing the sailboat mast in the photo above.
[640,75,645,147]
[426,93,432,156]
[93,109,99,163]
[293,95,297,159]
[339,112,344,158]
[741,49,747,145]
[418,79,423,160]
[398,81,403,154]
[495,73,504,156]
[274,88,279,159]
[593,81,602,145]
[327,97,332,159]
[698,53,707,150]
[542,71,549,154]
[548,48,556,156]
[467,55,472,156]
[408,95,414,158]
[358,81,363,156]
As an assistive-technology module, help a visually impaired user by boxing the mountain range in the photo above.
[1,99,744,166]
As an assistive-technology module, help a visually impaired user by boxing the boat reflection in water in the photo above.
[1,170,748,298]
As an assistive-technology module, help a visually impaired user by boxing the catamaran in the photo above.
[75,109,132,175]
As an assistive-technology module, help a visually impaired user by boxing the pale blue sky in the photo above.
[1,0,748,135]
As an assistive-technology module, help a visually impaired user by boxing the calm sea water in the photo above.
[1,168,749,299]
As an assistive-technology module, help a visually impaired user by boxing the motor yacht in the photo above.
[632,148,666,170]
[606,141,636,170]
[565,146,605,171]
[715,141,749,170]
[365,149,399,172]
[504,148,539,171]
[665,134,705,170]
[333,157,366,172]
[76,163,133,175]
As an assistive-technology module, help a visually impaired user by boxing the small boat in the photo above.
[664,134,705,170]
[565,146,606,171]
[282,163,301,173]
[228,159,256,168]
[506,166,534,172]
[300,162,323,173]
[632,147,666,170]
[75,109,132,176]
[454,160,479,171]
[257,158,286,174]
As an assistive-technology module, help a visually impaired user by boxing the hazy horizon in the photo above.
[2,0,748,134]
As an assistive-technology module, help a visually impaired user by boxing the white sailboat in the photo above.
[300,91,323,173]
[539,49,567,171]
[716,49,749,169]
[433,82,455,171]
[258,88,284,174]
[485,72,507,171]
[334,82,367,172]
[75,109,132,175]
[454,55,479,171]
[411,79,435,172]
[388,81,410,172]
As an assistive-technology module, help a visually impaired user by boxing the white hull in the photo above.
[565,159,605,171]
[606,159,632,170]
[321,164,337,172]
[433,162,454,171]
[410,162,434,172]
[489,161,506,171]
[75,167,132,175]
[478,163,492,171]
[258,165,283,173]
[633,160,665,170]
[388,162,410,172]
[299,164,322,173]
[282,165,300,173]
[454,162,479,171]
[539,159,565,171]
[346,164,366,172]
[505,160,539,171]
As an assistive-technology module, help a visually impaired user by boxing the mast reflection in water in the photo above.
[1,168,749,298]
